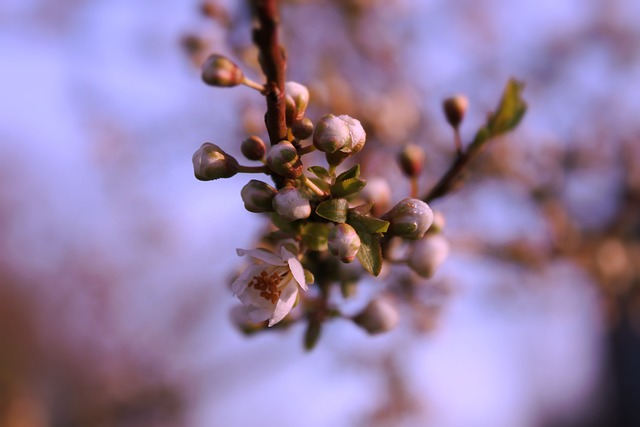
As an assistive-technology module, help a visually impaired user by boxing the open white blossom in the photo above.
[231,246,307,327]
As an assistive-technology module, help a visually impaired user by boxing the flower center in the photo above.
[249,269,286,304]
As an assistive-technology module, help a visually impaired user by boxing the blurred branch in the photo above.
[424,78,527,203]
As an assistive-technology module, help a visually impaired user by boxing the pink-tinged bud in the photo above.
[328,223,361,263]
[360,177,391,216]
[443,95,468,129]
[353,296,400,335]
[285,81,310,121]
[266,140,303,179]
[192,142,239,181]
[291,117,314,140]
[313,114,351,153]
[241,135,267,161]
[398,144,425,178]
[383,198,434,239]
[241,180,277,213]
[408,234,450,278]
[201,54,244,87]
[272,187,311,221]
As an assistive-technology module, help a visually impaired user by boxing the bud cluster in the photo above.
[189,50,479,350]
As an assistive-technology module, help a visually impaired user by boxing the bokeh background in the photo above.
[1,0,639,426]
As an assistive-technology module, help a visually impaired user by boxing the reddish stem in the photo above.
[250,0,288,145]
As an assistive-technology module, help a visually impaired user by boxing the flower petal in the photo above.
[236,248,285,266]
[230,264,263,296]
[237,280,277,310]
[247,306,273,323]
[281,247,307,291]
[269,280,298,326]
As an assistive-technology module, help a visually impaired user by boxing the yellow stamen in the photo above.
[249,269,283,304]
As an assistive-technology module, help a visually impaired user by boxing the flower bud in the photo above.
[324,115,366,166]
[192,142,239,181]
[398,144,425,177]
[266,140,303,178]
[360,177,391,216]
[201,53,244,87]
[285,81,310,121]
[443,95,468,129]
[241,135,267,161]
[313,114,351,153]
[408,234,450,278]
[241,180,277,213]
[383,198,434,239]
[328,223,361,263]
[291,117,314,140]
[353,296,399,335]
[272,186,311,221]
[337,115,366,155]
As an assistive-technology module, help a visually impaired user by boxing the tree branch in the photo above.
[250,0,287,145]
[422,139,485,203]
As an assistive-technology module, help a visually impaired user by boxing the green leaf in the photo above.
[308,166,331,182]
[487,78,527,136]
[331,178,366,198]
[355,231,383,276]
[335,164,360,182]
[347,211,390,234]
[350,202,374,216]
[347,211,385,276]
[316,198,349,223]
[301,222,330,251]
[308,177,331,194]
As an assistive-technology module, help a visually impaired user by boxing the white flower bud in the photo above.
[325,115,366,166]
[328,223,361,263]
[313,114,351,153]
[383,198,434,239]
[241,180,277,213]
[408,234,450,278]
[266,140,303,178]
[337,115,366,155]
[353,296,400,335]
[272,187,311,221]
[201,54,244,87]
[192,142,239,181]
[285,81,310,120]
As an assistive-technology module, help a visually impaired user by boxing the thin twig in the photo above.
[250,0,287,145]
[422,139,487,203]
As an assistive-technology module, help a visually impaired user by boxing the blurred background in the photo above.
[1,0,639,426]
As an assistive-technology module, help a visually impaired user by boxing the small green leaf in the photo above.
[347,211,390,234]
[355,231,383,276]
[308,166,331,182]
[331,178,366,198]
[335,164,360,182]
[304,269,315,285]
[301,222,330,251]
[316,198,349,223]
[487,78,527,136]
